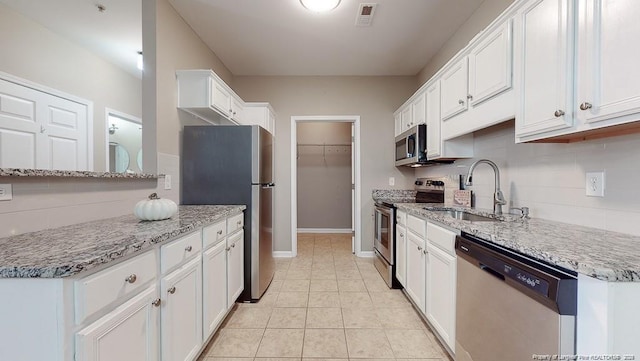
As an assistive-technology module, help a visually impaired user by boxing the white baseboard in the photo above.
[272,251,295,258]
[297,228,353,234]
[356,251,375,258]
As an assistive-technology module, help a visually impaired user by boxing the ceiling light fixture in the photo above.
[300,0,341,12]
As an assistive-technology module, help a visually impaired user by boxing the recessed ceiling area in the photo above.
[168,0,485,76]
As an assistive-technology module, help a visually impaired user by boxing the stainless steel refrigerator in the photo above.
[182,125,275,301]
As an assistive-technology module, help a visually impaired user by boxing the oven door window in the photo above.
[406,133,416,158]
[379,211,390,250]
[395,137,407,161]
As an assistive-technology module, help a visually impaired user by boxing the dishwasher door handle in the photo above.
[480,263,505,281]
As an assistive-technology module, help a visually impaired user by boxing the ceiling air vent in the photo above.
[355,3,377,27]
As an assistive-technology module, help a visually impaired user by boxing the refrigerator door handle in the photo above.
[260,183,275,188]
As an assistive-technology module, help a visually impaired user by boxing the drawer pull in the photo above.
[236,220,242,226]
[399,232,404,238]
[185,245,193,252]
[417,246,423,251]
[152,298,161,307]
[579,102,592,111]
[554,109,565,117]
[226,246,231,251]
[168,286,176,294]
[423,249,428,255]
[125,274,137,284]
[217,230,223,235]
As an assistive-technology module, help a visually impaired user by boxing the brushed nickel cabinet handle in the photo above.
[217,230,223,235]
[467,94,473,100]
[125,274,137,284]
[417,246,423,251]
[554,110,565,117]
[226,246,231,251]
[580,102,592,110]
[152,298,161,307]
[185,245,193,252]
[231,243,236,248]
[458,99,465,105]
[168,286,176,294]
[423,249,428,255]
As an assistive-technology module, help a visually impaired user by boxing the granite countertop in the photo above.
[395,203,640,282]
[0,168,160,179]
[0,205,245,278]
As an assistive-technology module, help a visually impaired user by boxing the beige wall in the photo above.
[0,3,142,172]
[234,76,417,252]
[297,122,352,230]
[416,122,640,236]
[416,0,515,84]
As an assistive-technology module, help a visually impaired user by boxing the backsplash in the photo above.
[0,153,180,237]
[417,121,640,236]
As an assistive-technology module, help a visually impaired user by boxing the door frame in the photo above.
[290,115,364,257]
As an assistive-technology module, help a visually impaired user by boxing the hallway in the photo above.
[199,233,450,360]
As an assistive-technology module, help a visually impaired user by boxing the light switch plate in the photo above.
[388,177,395,186]
[0,184,13,201]
[164,175,172,190]
[586,171,605,197]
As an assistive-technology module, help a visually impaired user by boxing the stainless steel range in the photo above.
[373,178,447,288]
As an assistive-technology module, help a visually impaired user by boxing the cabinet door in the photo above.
[227,231,244,307]
[395,225,407,287]
[468,20,513,106]
[161,256,203,361]
[230,97,244,123]
[210,78,231,117]
[577,0,640,125]
[267,109,276,135]
[394,112,402,136]
[412,92,426,126]
[400,105,412,131]
[425,80,441,159]
[76,285,159,361]
[515,0,574,138]
[440,57,469,121]
[203,241,227,339]
[426,244,456,352]
[405,232,426,312]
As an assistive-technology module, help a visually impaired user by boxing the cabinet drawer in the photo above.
[227,213,244,234]
[407,215,426,238]
[426,222,457,255]
[203,220,227,249]
[161,231,202,274]
[75,250,157,324]
[396,210,407,226]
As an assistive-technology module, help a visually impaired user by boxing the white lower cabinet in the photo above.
[406,231,426,312]
[425,244,456,351]
[161,255,203,361]
[203,241,228,337]
[227,231,244,307]
[395,224,407,287]
[76,285,159,361]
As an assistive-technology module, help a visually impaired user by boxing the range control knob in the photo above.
[415,181,424,186]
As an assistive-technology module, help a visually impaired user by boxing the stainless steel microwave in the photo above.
[395,124,427,166]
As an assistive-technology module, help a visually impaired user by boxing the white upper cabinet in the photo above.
[468,21,513,107]
[576,0,640,126]
[401,105,413,131]
[411,92,426,126]
[440,57,469,121]
[394,112,403,136]
[516,0,640,142]
[210,78,232,117]
[244,103,277,135]
[425,80,442,159]
[515,0,575,140]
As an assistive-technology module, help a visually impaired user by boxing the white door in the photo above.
[405,232,426,311]
[425,80,441,159]
[203,241,227,339]
[75,285,159,361]
[440,57,469,121]
[515,0,574,138]
[426,244,457,351]
[395,225,407,287]
[0,77,89,170]
[227,231,244,307]
[161,256,203,361]
[468,20,513,107]
[577,0,640,125]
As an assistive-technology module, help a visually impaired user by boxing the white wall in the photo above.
[234,76,417,252]
[0,2,142,172]
[417,121,640,236]
[297,122,352,230]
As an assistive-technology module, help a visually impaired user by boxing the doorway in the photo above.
[290,116,363,257]
[105,109,142,173]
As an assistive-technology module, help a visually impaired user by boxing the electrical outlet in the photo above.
[389,177,395,186]
[0,184,13,201]
[586,171,605,197]
[164,175,172,190]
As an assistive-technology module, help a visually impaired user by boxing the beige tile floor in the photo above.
[198,233,451,361]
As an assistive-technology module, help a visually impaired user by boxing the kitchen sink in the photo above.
[427,209,501,222]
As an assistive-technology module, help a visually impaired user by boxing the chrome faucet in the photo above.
[465,159,507,215]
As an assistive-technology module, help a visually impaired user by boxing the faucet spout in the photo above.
[465,159,507,215]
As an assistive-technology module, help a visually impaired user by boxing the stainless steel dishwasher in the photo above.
[455,232,577,361]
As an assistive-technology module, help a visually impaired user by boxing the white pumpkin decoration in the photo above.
[134,193,178,221]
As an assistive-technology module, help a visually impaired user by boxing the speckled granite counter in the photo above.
[0,205,245,278]
[0,168,160,178]
[396,203,640,282]
[372,189,417,204]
